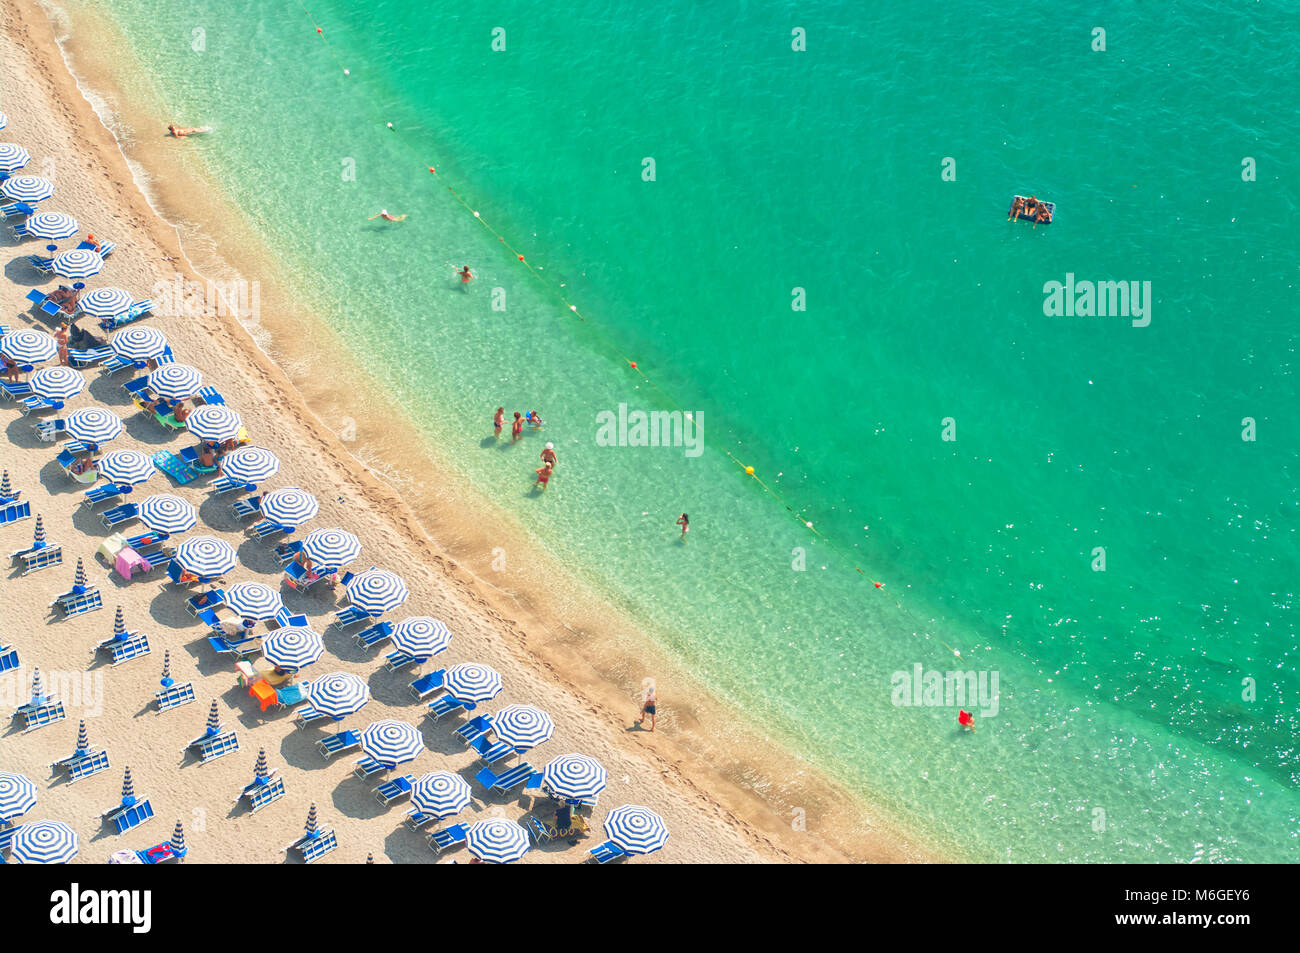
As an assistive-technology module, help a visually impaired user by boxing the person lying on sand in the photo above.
[168,124,212,137]
[368,209,407,222]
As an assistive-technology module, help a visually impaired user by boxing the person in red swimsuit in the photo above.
[512,412,523,441]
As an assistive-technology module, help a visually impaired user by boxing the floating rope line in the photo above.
[294,6,973,664]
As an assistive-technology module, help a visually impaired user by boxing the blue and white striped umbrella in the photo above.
[0,113,8,131]
[444,663,503,705]
[53,248,104,280]
[359,720,424,768]
[543,753,607,802]
[147,363,202,399]
[305,672,370,720]
[492,705,555,751]
[0,772,38,823]
[302,528,360,568]
[0,143,30,173]
[10,820,78,864]
[185,404,242,442]
[465,819,530,864]
[259,487,318,527]
[80,286,133,318]
[604,804,669,855]
[1,328,57,363]
[137,494,196,534]
[110,325,167,361]
[220,445,279,483]
[65,407,122,444]
[261,626,324,672]
[98,448,155,485]
[24,211,78,239]
[174,535,237,577]
[1,174,53,203]
[224,581,282,620]
[411,772,472,819]
[31,366,85,400]
[346,569,409,616]
[390,617,452,658]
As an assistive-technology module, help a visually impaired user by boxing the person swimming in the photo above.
[458,265,474,286]
[368,209,407,222]
[167,124,212,138]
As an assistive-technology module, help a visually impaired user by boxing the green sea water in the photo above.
[71,0,1298,861]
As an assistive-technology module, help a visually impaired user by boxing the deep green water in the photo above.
[74,0,1298,861]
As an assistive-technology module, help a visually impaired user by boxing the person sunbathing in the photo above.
[1035,202,1052,224]
[197,443,216,468]
[145,396,176,416]
[1008,196,1026,221]
[70,455,96,476]
[172,401,191,423]
[83,233,101,253]
[167,124,212,137]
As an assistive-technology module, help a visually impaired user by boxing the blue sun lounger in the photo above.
[353,620,394,650]
[68,346,114,367]
[273,607,309,629]
[24,288,65,318]
[238,774,286,813]
[83,482,128,509]
[0,643,18,674]
[155,681,196,714]
[136,840,186,864]
[454,714,494,747]
[53,747,110,783]
[283,826,337,864]
[317,729,361,760]
[292,705,330,730]
[95,631,151,667]
[409,669,446,701]
[100,503,139,529]
[588,840,628,863]
[427,695,466,721]
[0,379,34,401]
[207,634,261,660]
[273,540,303,565]
[211,475,257,495]
[186,589,226,615]
[34,417,65,441]
[196,386,225,406]
[404,808,437,831]
[374,775,415,806]
[102,797,155,835]
[230,495,262,519]
[15,698,66,732]
[51,581,103,618]
[249,519,292,541]
[470,736,515,765]
[353,757,389,780]
[0,501,32,528]
[428,824,467,853]
[333,605,371,629]
[1,201,37,218]
[184,726,239,764]
[474,762,535,794]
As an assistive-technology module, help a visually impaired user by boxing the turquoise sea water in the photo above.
[77,0,1297,861]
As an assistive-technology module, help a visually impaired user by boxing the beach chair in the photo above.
[155,681,196,714]
[123,376,152,397]
[24,288,65,318]
[26,253,56,273]
[206,635,262,660]
[210,475,256,495]
[248,519,291,541]
[353,757,389,780]
[18,394,64,415]
[196,386,225,406]
[102,799,155,835]
[316,729,361,760]
[352,620,393,651]
[273,606,309,629]
[77,239,115,257]
[186,588,226,615]
[470,735,515,765]
[139,548,174,575]
[239,775,286,814]
[292,705,329,730]
[587,841,628,864]
[474,762,535,794]
[57,748,111,783]
[333,605,371,629]
[272,540,303,565]
[99,352,139,374]
[0,379,33,400]
[100,502,139,529]
[427,695,466,722]
[374,775,416,806]
[403,808,437,831]
[282,559,324,592]
[177,446,217,474]
[384,649,427,671]
[1,201,37,218]
[16,699,66,733]
[283,827,338,864]
[33,417,64,441]
[521,772,547,797]
[194,608,228,634]
[454,714,494,747]
[409,669,447,701]
[524,815,554,844]
[53,588,103,618]
[0,501,32,528]
[96,632,151,667]
[0,643,19,674]
[428,824,468,853]
[230,495,262,519]
[68,346,114,367]
[82,482,127,509]
[184,728,240,764]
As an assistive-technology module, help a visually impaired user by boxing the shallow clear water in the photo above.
[77,0,1299,861]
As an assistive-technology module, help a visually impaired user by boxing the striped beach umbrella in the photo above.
[147,363,202,400]
[9,820,78,864]
[543,753,607,802]
[160,650,173,687]
[301,528,360,568]
[346,569,408,616]
[390,617,452,659]
[492,705,555,751]
[53,248,104,280]
[225,581,282,621]
[1,328,58,363]
[169,819,186,854]
[31,366,85,400]
[366,853,374,864]
[71,558,88,590]
[110,325,167,362]
[174,536,237,577]
[259,487,319,527]
[220,445,279,483]
[65,407,122,444]
[119,766,136,804]
[98,448,155,485]
[304,803,320,835]
[359,720,424,768]
[24,211,78,239]
[73,720,90,756]
[80,286,133,319]
[0,143,30,173]
[444,663,503,705]
[0,174,52,202]
[112,605,127,639]
[305,672,370,720]
[138,494,197,534]
[0,113,7,131]
[252,748,270,783]
[185,404,241,442]
[203,699,222,736]
[0,470,10,498]
[465,819,530,864]
[261,626,323,672]
[29,667,47,705]
[411,772,472,820]
[0,772,38,823]
[31,514,43,547]
[604,804,669,855]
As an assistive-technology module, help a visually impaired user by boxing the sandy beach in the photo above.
[0,0,938,864]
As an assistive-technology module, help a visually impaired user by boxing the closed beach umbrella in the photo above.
[203,700,222,736]
[80,286,133,318]
[32,515,46,547]
[169,819,186,854]
[304,803,321,835]
[359,720,424,768]
[305,672,370,720]
[1,328,57,363]
[110,325,167,361]
[24,211,78,239]
[112,606,127,639]
[0,174,52,202]
[411,772,472,819]
[0,143,29,173]
[65,407,122,444]
[543,753,607,802]
[221,445,279,483]
[10,820,78,864]
[346,569,409,616]
[301,528,361,568]
[444,663,503,705]
[160,650,172,687]
[224,581,282,620]
[30,366,85,400]
[70,560,87,591]
[492,705,555,751]
[260,487,319,527]
[185,404,241,442]
[119,766,136,804]
[148,363,202,400]
[465,819,530,864]
[53,248,104,280]
[262,626,324,672]
[174,535,237,577]
[252,748,271,783]
[0,772,38,823]
[390,617,452,659]
[98,448,155,485]
[137,494,197,534]
[604,804,669,855]
[0,113,7,131]
[0,471,10,498]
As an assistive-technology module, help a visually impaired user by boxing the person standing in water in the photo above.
[534,461,553,490]
[458,265,474,289]
[493,407,505,438]
[676,513,689,542]
[540,443,557,468]
[512,411,524,442]
[368,209,407,222]
[638,678,657,731]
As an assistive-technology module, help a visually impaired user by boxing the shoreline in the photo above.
[7,0,950,863]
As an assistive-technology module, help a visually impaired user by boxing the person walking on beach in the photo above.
[512,411,524,442]
[676,513,689,542]
[540,443,557,469]
[638,678,657,732]
[369,209,407,222]
[457,265,474,289]
[55,322,69,366]
[494,407,505,438]
[534,461,553,490]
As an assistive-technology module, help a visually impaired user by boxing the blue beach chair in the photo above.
[239,775,286,814]
[155,682,196,714]
[588,841,628,864]
[409,669,447,701]
[374,775,416,806]
[474,762,536,794]
[427,695,466,722]
[354,620,394,650]
[316,729,361,760]
[428,824,468,853]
